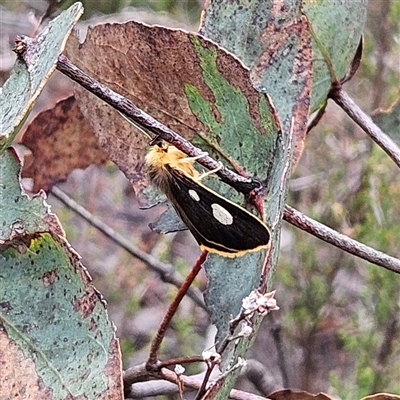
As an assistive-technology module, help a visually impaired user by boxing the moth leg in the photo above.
[197,162,223,181]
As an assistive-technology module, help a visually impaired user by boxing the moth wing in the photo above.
[165,166,270,255]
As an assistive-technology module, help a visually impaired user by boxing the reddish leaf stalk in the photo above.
[195,364,215,400]
[146,251,208,369]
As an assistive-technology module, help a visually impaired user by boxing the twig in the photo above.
[123,363,151,386]
[124,363,196,398]
[159,368,270,400]
[195,361,215,400]
[123,356,204,388]
[330,85,400,169]
[270,320,289,388]
[123,363,203,396]
[242,358,281,396]
[283,204,400,274]
[125,379,186,399]
[123,359,271,400]
[146,251,208,368]
[50,186,206,309]
[56,54,259,194]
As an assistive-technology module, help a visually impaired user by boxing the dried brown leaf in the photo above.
[268,389,334,400]
[361,394,400,400]
[0,333,53,399]
[20,95,108,192]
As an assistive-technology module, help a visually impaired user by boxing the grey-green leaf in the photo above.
[0,2,83,153]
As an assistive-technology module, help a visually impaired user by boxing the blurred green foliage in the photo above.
[280,76,400,394]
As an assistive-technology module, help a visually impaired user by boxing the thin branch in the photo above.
[123,363,268,400]
[242,359,281,396]
[283,204,400,274]
[157,355,204,369]
[50,186,206,309]
[123,363,151,385]
[123,363,195,398]
[270,320,289,388]
[330,85,400,169]
[56,54,259,194]
[124,365,270,400]
[195,361,216,400]
[125,379,186,399]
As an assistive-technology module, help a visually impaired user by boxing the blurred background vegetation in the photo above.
[1,0,399,398]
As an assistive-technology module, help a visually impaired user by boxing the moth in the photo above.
[145,142,270,257]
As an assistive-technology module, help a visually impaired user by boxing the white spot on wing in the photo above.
[212,203,233,225]
[188,189,200,202]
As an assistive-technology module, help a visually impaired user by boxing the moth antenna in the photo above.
[118,111,153,141]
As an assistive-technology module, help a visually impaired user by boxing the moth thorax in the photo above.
[147,164,172,192]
